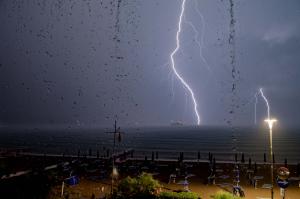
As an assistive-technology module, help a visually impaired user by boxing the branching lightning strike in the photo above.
[183,18,211,72]
[170,0,200,125]
[253,88,273,125]
[259,88,271,120]
[188,0,210,72]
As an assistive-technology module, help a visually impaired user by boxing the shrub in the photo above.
[159,191,200,199]
[138,173,160,195]
[116,172,160,199]
[213,191,242,199]
[117,176,139,198]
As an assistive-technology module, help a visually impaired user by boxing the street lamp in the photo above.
[264,118,277,199]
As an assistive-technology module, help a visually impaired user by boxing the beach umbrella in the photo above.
[241,153,245,163]
[186,174,195,178]
[131,150,134,158]
[219,175,230,180]
[233,166,240,185]
[65,176,79,186]
[61,176,79,197]
[118,131,122,142]
[208,153,212,163]
[284,158,288,168]
[213,158,216,174]
[179,152,182,161]
[253,176,264,180]
[178,180,190,191]
[248,158,252,169]
[177,180,189,186]
[277,167,290,180]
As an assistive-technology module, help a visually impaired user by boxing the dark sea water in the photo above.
[0,126,299,163]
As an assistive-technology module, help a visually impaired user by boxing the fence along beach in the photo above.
[0,126,299,164]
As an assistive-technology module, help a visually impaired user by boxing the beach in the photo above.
[1,127,300,198]
[44,158,300,199]
[2,153,299,198]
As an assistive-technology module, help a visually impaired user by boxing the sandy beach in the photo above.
[42,157,300,199]
[48,177,300,199]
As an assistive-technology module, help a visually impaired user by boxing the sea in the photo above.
[0,126,299,164]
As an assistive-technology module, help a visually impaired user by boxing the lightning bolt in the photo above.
[182,0,215,78]
[170,0,200,125]
[184,0,211,72]
[259,88,271,120]
[183,18,211,72]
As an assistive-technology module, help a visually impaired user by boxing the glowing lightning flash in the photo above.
[183,18,211,72]
[259,88,270,119]
[265,118,277,130]
[258,88,278,130]
[183,0,211,72]
[170,0,200,125]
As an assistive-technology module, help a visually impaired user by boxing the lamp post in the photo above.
[264,118,277,199]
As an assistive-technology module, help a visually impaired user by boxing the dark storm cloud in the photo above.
[0,0,300,128]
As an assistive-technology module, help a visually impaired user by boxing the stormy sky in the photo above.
[0,0,300,128]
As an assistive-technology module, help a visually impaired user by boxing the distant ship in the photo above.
[170,120,184,126]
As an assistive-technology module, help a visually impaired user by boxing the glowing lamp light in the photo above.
[264,118,277,130]
[112,167,119,178]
